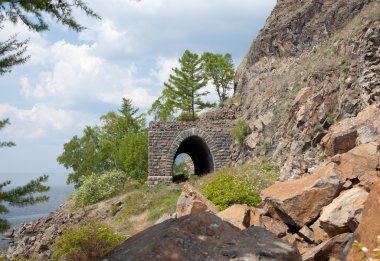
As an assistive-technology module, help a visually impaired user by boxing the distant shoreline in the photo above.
[0,185,75,250]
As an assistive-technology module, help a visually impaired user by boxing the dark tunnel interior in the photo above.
[173,136,214,176]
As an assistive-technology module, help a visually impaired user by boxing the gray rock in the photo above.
[103,212,301,261]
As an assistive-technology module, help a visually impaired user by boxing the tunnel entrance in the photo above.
[172,136,214,179]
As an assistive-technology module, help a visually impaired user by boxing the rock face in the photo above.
[231,0,380,181]
[261,163,342,227]
[346,178,380,260]
[176,184,218,217]
[103,212,302,261]
[318,188,368,237]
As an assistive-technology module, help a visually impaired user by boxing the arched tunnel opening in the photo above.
[172,136,214,182]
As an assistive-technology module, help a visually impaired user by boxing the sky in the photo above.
[0,0,276,186]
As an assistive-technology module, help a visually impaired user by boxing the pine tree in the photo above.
[163,50,209,121]
[0,119,49,233]
[0,0,100,75]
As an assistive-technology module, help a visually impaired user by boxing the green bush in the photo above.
[201,160,279,210]
[53,222,125,261]
[74,170,134,207]
[231,119,249,148]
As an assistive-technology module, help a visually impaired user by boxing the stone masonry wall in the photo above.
[148,120,236,185]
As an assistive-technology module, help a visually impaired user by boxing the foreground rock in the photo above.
[103,212,301,261]
[302,233,353,261]
[216,204,261,230]
[176,183,218,217]
[318,188,368,237]
[346,178,380,260]
[261,163,343,228]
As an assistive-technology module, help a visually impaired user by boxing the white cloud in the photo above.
[150,56,180,85]
[0,104,79,139]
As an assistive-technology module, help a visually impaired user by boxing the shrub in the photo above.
[53,222,125,261]
[231,119,249,148]
[74,170,135,207]
[201,160,279,210]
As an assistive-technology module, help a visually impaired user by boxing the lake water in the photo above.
[0,186,75,250]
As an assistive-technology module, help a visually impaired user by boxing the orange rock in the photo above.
[346,178,380,261]
[334,141,380,190]
[261,163,343,228]
[176,183,218,217]
[216,204,264,230]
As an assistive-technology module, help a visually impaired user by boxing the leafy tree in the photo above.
[57,99,148,187]
[0,119,49,232]
[150,50,209,121]
[57,126,103,188]
[202,52,235,105]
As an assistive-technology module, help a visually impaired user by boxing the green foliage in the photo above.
[316,151,326,162]
[326,112,335,125]
[57,98,148,188]
[74,170,131,207]
[115,184,181,227]
[1,0,100,33]
[149,50,208,121]
[53,222,124,261]
[201,160,279,210]
[0,34,29,76]
[172,161,189,182]
[0,119,49,232]
[231,119,249,148]
[202,52,235,105]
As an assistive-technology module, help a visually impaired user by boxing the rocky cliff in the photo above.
[231,0,379,181]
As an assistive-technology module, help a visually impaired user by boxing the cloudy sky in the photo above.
[0,0,276,186]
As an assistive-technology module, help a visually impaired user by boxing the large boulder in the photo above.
[261,163,343,228]
[103,212,302,261]
[176,183,218,217]
[318,188,368,237]
[346,178,380,260]
[321,105,380,156]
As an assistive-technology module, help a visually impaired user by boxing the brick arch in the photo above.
[164,128,217,177]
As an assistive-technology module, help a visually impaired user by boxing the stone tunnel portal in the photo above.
[148,121,235,186]
[174,136,214,176]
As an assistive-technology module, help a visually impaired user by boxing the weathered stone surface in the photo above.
[216,204,251,230]
[103,212,302,261]
[310,220,330,244]
[259,216,288,238]
[176,183,218,218]
[321,105,380,156]
[346,179,380,260]
[302,233,353,261]
[261,163,343,227]
[319,188,368,237]
[298,226,315,243]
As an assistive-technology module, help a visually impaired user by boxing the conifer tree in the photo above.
[161,50,209,121]
[0,119,49,233]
